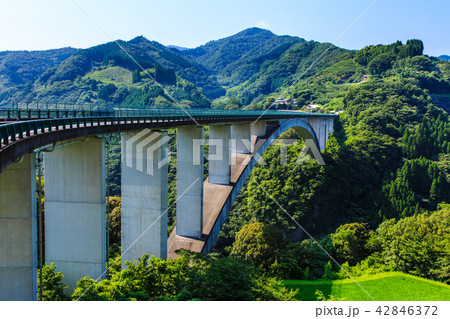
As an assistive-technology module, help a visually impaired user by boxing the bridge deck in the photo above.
[167,135,264,259]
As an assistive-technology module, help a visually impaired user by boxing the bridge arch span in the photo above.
[168,118,331,256]
[202,118,322,252]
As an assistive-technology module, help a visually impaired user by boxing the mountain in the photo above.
[438,55,450,61]
[167,45,189,52]
[183,28,304,87]
[0,28,315,107]
[0,36,223,107]
[224,41,353,105]
[0,29,449,110]
[0,47,78,90]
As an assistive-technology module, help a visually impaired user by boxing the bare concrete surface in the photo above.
[167,134,268,259]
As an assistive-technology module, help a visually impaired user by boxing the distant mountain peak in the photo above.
[128,35,150,45]
[236,27,274,37]
[438,55,450,61]
[168,45,189,51]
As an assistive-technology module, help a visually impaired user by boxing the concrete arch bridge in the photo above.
[0,106,335,300]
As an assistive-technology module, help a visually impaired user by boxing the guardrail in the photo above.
[0,105,334,120]
[0,107,336,149]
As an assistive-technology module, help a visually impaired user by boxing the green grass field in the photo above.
[84,66,132,85]
[284,272,450,301]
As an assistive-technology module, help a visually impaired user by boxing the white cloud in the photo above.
[255,20,270,30]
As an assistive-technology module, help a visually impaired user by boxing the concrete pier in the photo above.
[0,154,37,300]
[251,121,266,137]
[308,118,332,150]
[176,127,204,238]
[326,118,334,144]
[121,130,169,267]
[44,138,106,291]
[231,123,251,154]
[209,124,231,185]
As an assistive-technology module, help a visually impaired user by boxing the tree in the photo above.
[155,65,176,85]
[115,254,190,300]
[398,39,424,58]
[429,179,438,205]
[331,223,371,266]
[377,207,450,281]
[71,254,192,301]
[191,256,254,301]
[132,70,141,83]
[368,53,395,74]
[185,254,297,301]
[231,222,284,269]
[38,263,68,301]
[273,239,330,280]
[98,83,117,100]
[107,196,121,245]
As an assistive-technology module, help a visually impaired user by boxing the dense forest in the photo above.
[2,28,449,300]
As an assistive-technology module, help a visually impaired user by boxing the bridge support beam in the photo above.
[176,127,203,238]
[0,154,37,301]
[121,130,168,267]
[44,138,106,292]
[327,118,334,141]
[251,121,266,137]
[231,123,251,154]
[308,118,333,151]
[209,124,231,185]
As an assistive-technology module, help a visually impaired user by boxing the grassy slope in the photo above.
[84,66,132,85]
[284,272,450,301]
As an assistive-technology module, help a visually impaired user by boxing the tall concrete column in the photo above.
[326,118,334,142]
[0,154,37,301]
[318,120,327,151]
[121,130,169,268]
[44,138,106,291]
[176,127,203,238]
[209,124,231,185]
[251,121,266,137]
[307,118,317,134]
[308,118,319,148]
[231,123,251,154]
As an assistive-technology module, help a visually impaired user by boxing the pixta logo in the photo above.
[125,129,170,175]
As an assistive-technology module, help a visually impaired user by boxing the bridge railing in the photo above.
[0,103,335,120]
[0,112,273,147]
[0,105,336,149]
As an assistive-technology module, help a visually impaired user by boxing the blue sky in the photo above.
[0,0,449,56]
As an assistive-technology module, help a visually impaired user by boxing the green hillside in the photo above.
[284,272,450,301]
[183,27,303,87]
[0,36,222,107]
[3,29,448,112]
[0,47,77,90]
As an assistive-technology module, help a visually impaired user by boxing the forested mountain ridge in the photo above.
[0,28,331,107]
[183,28,304,87]
[0,29,449,112]
[0,47,78,91]
[0,36,223,107]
